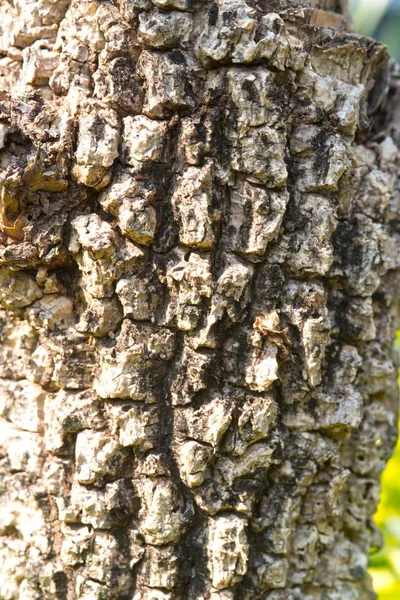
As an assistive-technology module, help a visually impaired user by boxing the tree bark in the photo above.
[0,1,399,599]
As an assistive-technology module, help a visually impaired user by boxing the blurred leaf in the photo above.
[387,548,400,577]
[370,406,400,599]
[385,518,400,542]
[370,568,397,591]
[370,547,390,569]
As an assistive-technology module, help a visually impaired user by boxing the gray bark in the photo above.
[0,1,399,599]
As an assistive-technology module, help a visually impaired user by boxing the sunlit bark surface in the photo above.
[0,1,399,599]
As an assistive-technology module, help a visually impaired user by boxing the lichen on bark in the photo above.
[0,1,399,599]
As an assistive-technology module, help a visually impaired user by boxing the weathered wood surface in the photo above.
[0,1,399,599]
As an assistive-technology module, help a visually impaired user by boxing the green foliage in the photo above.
[369,390,400,599]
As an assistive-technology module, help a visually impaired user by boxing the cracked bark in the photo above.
[0,1,399,599]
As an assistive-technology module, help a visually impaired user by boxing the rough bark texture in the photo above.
[0,1,400,599]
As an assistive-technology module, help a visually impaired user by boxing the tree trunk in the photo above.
[0,1,399,599]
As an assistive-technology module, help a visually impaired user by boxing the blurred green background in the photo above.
[349,6,400,599]
[369,421,400,600]
[350,0,400,59]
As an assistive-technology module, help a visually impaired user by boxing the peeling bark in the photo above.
[0,1,399,599]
